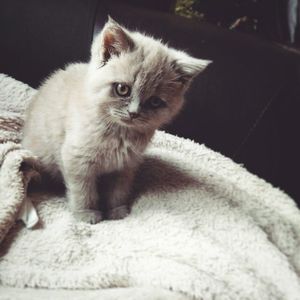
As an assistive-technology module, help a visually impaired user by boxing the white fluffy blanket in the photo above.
[0,73,300,300]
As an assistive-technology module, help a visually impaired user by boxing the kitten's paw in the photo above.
[106,205,129,220]
[73,210,103,224]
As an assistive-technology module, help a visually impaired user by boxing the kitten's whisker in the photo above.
[113,109,129,117]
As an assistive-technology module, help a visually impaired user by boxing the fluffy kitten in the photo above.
[22,18,210,223]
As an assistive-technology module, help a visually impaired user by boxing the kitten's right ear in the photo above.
[171,50,212,84]
[93,17,135,65]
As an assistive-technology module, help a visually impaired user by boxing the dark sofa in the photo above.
[1,0,299,203]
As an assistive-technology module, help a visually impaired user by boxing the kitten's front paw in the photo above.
[73,210,103,224]
[106,205,129,220]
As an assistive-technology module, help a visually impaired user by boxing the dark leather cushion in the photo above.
[0,0,98,87]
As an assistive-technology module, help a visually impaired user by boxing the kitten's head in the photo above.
[88,17,211,132]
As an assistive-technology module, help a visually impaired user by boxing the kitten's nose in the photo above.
[128,112,139,119]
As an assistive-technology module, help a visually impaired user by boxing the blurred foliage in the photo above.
[175,0,267,38]
[175,0,203,19]
[174,0,297,47]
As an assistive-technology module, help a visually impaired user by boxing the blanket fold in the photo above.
[0,73,299,300]
[0,144,39,242]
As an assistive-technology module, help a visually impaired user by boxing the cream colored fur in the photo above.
[22,19,210,223]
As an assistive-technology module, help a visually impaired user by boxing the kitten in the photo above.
[22,17,211,224]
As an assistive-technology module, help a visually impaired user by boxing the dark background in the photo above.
[132,0,300,49]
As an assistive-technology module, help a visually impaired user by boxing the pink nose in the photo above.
[129,112,139,119]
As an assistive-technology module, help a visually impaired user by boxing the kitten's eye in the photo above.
[115,83,131,97]
[146,96,166,109]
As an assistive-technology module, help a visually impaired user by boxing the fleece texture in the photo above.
[0,73,300,300]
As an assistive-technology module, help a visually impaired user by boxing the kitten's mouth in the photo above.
[110,115,134,126]
[109,109,142,128]
[119,117,135,126]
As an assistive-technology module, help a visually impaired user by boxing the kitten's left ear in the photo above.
[92,17,135,64]
[173,51,212,83]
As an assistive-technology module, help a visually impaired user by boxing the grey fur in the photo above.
[22,18,210,223]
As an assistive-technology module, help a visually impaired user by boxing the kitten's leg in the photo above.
[61,150,103,224]
[106,167,136,220]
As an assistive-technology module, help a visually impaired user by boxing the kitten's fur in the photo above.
[22,18,210,223]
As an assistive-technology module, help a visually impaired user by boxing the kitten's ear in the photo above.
[173,51,212,84]
[99,17,135,63]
